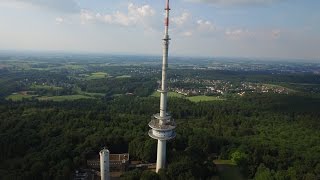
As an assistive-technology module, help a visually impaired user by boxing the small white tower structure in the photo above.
[99,148,110,180]
[148,0,176,173]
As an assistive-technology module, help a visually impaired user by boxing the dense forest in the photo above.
[0,93,319,179]
[1,61,320,179]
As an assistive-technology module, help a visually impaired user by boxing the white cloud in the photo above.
[185,0,284,5]
[55,17,64,24]
[128,3,155,17]
[197,19,216,32]
[182,31,193,37]
[171,11,217,37]
[80,3,155,27]
[225,28,284,40]
[272,29,281,39]
[225,29,246,36]
[5,0,79,13]
[80,10,94,23]
[172,12,191,26]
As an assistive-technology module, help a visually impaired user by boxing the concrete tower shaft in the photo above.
[160,0,170,119]
[148,0,176,173]
[99,148,110,180]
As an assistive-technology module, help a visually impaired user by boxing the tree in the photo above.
[140,170,159,180]
[158,169,169,180]
[120,169,142,180]
[231,150,248,166]
[254,164,273,180]
[304,173,317,180]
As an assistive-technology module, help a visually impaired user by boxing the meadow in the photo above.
[151,91,224,102]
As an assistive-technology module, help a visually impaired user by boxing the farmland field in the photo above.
[151,91,185,98]
[30,84,63,90]
[37,95,94,101]
[151,91,224,102]
[86,72,108,80]
[6,93,37,101]
[187,96,225,102]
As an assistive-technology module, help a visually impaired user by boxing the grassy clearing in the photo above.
[213,160,244,180]
[187,96,225,102]
[81,92,105,97]
[30,84,63,90]
[151,91,225,102]
[116,75,131,79]
[74,87,105,97]
[64,64,84,70]
[6,93,37,101]
[6,90,102,102]
[86,72,108,80]
[38,95,94,102]
[151,91,185,98]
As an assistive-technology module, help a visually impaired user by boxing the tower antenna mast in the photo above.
[148,0,176,173]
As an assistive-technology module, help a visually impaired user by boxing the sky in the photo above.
[0,0,319,60]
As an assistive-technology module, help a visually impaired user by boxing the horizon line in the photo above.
[0,49,319,63]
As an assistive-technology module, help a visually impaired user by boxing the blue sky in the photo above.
[0,0,319,60]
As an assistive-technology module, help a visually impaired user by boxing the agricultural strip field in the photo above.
[37,95,94,101]
[151,91,225,102]
[30,84,63,90]
[151,91,185,98]
[186,96,225,102]
[6,94,37,101]
[86,72,108,80]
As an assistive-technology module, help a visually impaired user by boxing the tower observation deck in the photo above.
[148,0,176,173]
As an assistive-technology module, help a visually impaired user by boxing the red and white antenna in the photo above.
[148,0,176,173]
[164,0,170,38]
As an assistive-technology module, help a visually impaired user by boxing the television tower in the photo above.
[148,0,176,173]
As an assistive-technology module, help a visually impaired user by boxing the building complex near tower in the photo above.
[148,0,176,173]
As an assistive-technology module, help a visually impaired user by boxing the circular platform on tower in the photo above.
[148,129,176,141]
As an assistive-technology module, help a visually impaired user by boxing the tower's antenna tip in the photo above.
[165,0,170,10]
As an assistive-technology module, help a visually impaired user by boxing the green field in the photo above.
[116,75,131,79]
[81,92,105,97]
[187,96,224,102]
[151,91,185,98]
[213,160,244,180]
[6,93,37,101]
[30,84,63,90]
[64,64,84,70]
[151,91,224,102]
[38,95,94,102]
[86,72,108,80]
[74,87,105,97]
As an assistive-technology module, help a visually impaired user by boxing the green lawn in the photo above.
[187,96,225,102]
[86,72,108,80]
[151,91,185,98]
[116,75,131,79]
[6,93,37,101]
[64,64,84,70]
[151,91,224,102]
[7,91,101,102]
[74,87,105,97]
[213,160,244,180]
[30,84,63,90]
[81,92,105,97]
[38,95,94,102]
